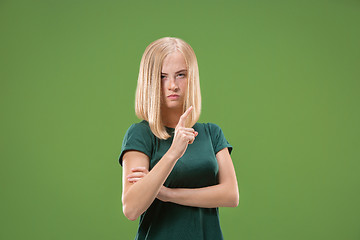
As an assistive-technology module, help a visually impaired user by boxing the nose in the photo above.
[168,76,178,91]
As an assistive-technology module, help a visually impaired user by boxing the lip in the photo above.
[167,94,180,99]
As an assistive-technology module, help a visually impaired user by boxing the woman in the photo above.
[118,37,239,239]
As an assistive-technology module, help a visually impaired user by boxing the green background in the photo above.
[1,0,359,239]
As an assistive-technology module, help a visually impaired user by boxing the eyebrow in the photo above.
[161,69,187,75]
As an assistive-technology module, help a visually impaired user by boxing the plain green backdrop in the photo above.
[1,0,359,239]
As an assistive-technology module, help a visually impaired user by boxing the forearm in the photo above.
[162,183,239,208]
[122,151,177,220]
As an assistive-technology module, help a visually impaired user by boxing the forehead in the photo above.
[161,51,187,73]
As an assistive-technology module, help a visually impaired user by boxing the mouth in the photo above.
[167,94,180,99]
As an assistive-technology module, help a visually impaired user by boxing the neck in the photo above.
[161,106,183,128]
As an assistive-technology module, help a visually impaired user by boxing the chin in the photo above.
[165,102,182,109]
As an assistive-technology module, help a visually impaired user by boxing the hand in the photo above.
[127,167,149,183]
[168,106,199,160]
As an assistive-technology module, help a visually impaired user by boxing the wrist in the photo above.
[165,187,174,202]
[165,148,179,162]
[158,186,172,202]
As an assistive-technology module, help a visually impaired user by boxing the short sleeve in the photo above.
[118,122,154,166]
[207,123,233,155]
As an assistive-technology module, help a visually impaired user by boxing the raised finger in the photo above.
[177,106,193,127]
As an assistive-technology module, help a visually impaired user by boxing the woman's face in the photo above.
[161,50,188,110]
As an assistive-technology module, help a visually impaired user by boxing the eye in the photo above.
[177,73,186,78]
[161,75,166,79]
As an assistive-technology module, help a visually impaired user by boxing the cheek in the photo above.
[161,83,167,100]
[181,79,188,91]
[161,80,168,91]
[160,80,165,91]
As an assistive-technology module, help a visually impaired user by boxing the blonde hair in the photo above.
[135,37,201,140]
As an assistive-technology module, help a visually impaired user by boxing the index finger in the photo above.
[177,106,193,127]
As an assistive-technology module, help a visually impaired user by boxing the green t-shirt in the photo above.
[119,120,233,240]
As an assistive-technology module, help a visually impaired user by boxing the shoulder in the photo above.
[125,120,153,136]
[205,122,222,130]
[196,122,223,134]
[195,122,225,141]
[119,120,154,166]
[122,120,155,148]
[196,122,232,155]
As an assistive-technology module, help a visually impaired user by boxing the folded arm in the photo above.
[127,147,239,208]
[122,150,178,221]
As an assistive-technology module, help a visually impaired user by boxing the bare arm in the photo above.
[121,106,198,221]
[122,150,177,221]
[127,147,239,208]
[159,147,239,208]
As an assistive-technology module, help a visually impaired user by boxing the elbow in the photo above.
[125,213,138,221]
[230,183,240,207]
[122,196,140,221]
[230,193,239,207]
[226,189,239,208]
[123,204,139,221]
